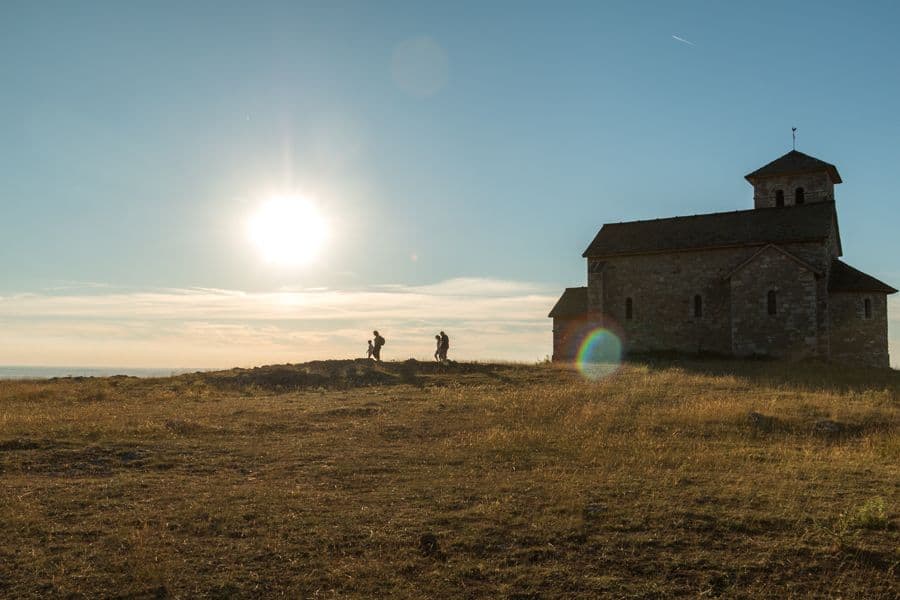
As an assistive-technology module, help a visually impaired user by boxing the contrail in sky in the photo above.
[671,34,696,46]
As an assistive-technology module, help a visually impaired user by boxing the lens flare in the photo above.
[575,328,623,380]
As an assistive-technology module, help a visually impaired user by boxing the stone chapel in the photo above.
[549,149,896,367]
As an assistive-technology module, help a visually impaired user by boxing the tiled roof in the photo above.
[583,202,836,258]
[829,259,897,294]
[744,150,842,183]
[548,287,588,318]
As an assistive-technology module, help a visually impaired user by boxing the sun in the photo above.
[247,195,329,266]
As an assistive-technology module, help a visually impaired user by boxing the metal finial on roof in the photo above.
[792,127,797,150]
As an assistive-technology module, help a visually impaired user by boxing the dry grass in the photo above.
[1,359,897,598]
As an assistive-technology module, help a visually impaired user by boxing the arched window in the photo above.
[693,294,703,318]
[795,187,805,204]
[864,298,872,319]
[775,190,784,207]
[767,290,777,315]
[625,297,633,320]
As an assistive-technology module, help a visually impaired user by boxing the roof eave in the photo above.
[548,287,589,318]
[744,166,842,184]
[829,259,898,294]
[830,286,898,295]
[584,237,828,260]
[582,229,606,258]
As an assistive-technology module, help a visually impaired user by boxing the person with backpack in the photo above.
[372,330,386,362]
[439,331,449,362]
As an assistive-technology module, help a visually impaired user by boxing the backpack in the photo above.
[376,335,385,346]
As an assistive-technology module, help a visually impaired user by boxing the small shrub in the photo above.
[821,497,890,549]
[398,360,421,385]
[851,497,888,530]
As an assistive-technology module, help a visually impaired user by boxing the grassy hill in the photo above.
[1,359,897,598]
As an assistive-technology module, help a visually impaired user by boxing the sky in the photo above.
[1,0,899,367]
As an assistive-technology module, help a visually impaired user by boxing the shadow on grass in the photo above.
[627,352,899,394]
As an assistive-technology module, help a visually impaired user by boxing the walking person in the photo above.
[434,335,442,362]
[366,340,374,359]
[439,331,449,362]
[372,330,385,362]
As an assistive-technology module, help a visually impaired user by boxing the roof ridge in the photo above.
[583,202,836,258]
[745,149,842,183]
[603,200,833,228]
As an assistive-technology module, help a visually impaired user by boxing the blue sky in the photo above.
[1,1,898,366]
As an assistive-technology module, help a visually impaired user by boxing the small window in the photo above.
[864,298,872,319]
[625,297,633,320]
[775,190,784,207]
[767,290,777,315]
[795,187,805,204]
[693,294,703,318]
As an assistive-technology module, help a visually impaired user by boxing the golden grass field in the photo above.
[1,359,897,598]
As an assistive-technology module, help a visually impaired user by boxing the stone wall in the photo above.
[752,172,834,208]
[776,241,835,357]
[591,247,757,355]
[586,261,604,316]
[782,240,834,357]
[730,247,819,358]
[580,239,894,365]
[552,316,588,361]
[829,292,890,367]
[779,240,832,273]
[824,219,842,258]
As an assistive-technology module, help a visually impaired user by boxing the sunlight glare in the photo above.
[248,195,329,267]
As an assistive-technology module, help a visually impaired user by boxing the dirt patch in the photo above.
[9,444,154,477]
[320,406,382,418]
[0,438,43,452]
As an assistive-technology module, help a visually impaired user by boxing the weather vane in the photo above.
[792,127,797,150]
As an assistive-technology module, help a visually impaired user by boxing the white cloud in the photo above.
[2,280,896,369]
[671,34,696,47]
[0,278,558,368]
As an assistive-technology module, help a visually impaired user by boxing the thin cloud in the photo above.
[671,34,696,47]
[0,278,559,368]
[4,280,894,369]
[40,280,116,292]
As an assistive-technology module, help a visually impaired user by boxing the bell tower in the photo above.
[745,150,842,209]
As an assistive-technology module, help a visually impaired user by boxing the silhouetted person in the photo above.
[434,335,441,361]
[366,340,374,359]
[372,330,385,362]
[439,331,449,361]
